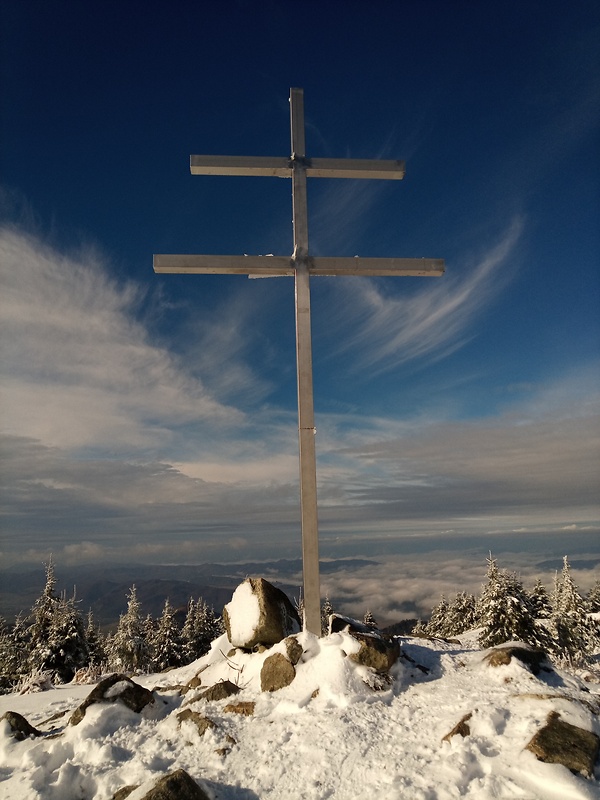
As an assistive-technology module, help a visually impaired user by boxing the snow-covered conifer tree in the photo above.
[107,585,148,673]
[586,579,600,613]
[551,556,598,665]
[478,557,551,650]
[150,598,184,671]
[529,578,552,618]
[423,595,449,637]
[85,610,106,666]
[363,609,378,629]
[321,595,334,635]
[444,592,477,636]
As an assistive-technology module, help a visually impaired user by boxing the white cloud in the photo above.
[0,226,241,451]
[324,216,523,375]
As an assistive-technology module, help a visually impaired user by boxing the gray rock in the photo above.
[69,673,155,726]
[260,652,296,692]
[224,701,256,715]
[347,632,400,674]
[442,712,472,742]
[526,711,599,777]
[223,578,301,649]
[284,635,304,665]
[177,709,217,735]
[0,711,42,740]
[197,680,240,702]
[484,645,549,675]
[117,769,210,799]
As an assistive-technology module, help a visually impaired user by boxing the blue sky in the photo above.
[1,1,599,582]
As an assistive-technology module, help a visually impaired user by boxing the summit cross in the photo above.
[154,88,444,636]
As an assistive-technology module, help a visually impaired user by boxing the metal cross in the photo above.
[154,88,444,636]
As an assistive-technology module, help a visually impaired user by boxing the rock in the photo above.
[112,788,138,800]
[223,578,301,649]
[330,614,376,635]
[284,635,304,665]
[484,644,548,675]
[347,632,400,674]
[526,711,599,777]
[224,701,256,715]
[69,673,155,726]
[0,711,42,740]
[177,709,217,736]
[442,712,473,742]
[197,680,240,702]
[261,652,296,692]
[119,769,210,799]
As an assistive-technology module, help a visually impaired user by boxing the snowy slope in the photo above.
[1,632,599,800]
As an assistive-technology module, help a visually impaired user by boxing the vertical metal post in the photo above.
[290,88,321,636]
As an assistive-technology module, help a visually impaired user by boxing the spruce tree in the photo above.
[107,585,148,673]
[586,579,600,613]
[551,556,598,666]
[321,595,334,635]
[424,595,449,637]
[150,598,184,671]
[27,558,60,675]
[85,610,106,666]
[529,579,552,618]
[444,592,477,636]
[363,609,378,629]
[478,557,551,650]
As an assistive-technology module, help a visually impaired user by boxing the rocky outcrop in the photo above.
[224,701,256,715]
[442,712,473,742]
[526,711,599,777]
[223,578,300,649]
[177,709,217,735]
[70,674,155,726]
[483,644,549,675]
[260,652,296,692]
[348,632,400,674]
[0,711,42,740]
[195,680,240,703]
[111,769,210,800]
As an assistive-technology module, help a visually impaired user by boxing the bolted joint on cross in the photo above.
[153,88,445,638]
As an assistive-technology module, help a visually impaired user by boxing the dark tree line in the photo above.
[0,559,224,692]
[418,555,600,666]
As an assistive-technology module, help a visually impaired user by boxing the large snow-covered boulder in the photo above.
[223,578,301,649]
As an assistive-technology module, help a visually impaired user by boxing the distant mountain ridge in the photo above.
[0,558,377,626]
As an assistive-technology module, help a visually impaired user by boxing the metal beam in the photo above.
[309,257,445,276]
[307,158,405,180]
[190,155,290,177]
[154,254,293,275]
[190,154,405,181]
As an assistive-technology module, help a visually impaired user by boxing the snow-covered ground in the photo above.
[1,631,599,799]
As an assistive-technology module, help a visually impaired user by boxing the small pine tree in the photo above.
[424,595,449,637]
[529,579,552,618]
[150,598,184,672]
[363,609,378,630]
[551,556,598,666]
[444,592,477,636]
[43,591,89,682]
[586,580,600,613]
[107,585,148,673]
[321,595,334,635]
[85,610,106,666]
[182,598,222,662]
[478,556,551,650]
[27,558,61,674]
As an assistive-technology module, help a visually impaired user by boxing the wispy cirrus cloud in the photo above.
[322,216,523,376]
[0,225,243,452]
